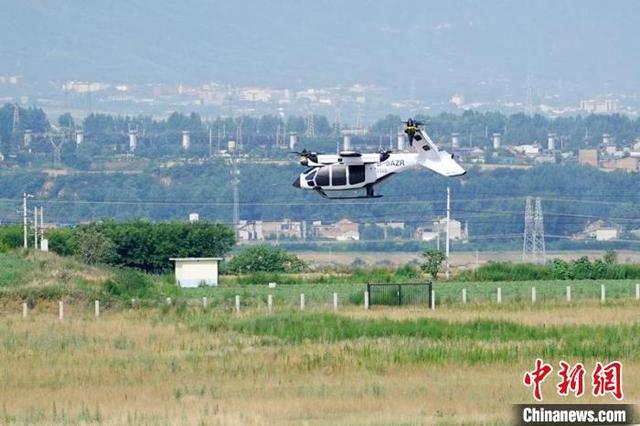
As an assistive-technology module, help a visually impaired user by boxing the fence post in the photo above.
[268,294,273,313]
[94,300,100,319]
[497,287,502,304]
[58,300,64,321]
[430,289,435,310]
[636,284,639,301]
[364,290,369,310]
[235,295,240,313]
[462,288,467,304]
[601,285,606,304]
[333,292,338,311]
[397,284,402,305]
[22,302,28,319]
[202,297,208,309]
[300,293,305,310]
[130,298,136,308]
[566,286,571,303]
[165,297,172,306]
[531,287,536,304]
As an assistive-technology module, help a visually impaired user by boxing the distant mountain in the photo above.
[2,0,638,98]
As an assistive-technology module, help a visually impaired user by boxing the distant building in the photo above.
[450,93,465,107]
[580,99,618,114]
[511,144,540,156]
[262,219,303,240]
[601,157,639,172]
[596,229,618,241]
[415,228,438,242]
[432,218,466,241]
[312,219,359,241]
[578,149,599,167]
[573,220,620,241]
[237,220,264,241]
[236,219,304,241]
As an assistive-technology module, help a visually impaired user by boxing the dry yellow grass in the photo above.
[0,308,637,425]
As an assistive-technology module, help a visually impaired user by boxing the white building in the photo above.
[596,229,618,241]
[170,257,221,287]
[432,218,464,241]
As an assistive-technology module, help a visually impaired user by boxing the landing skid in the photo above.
[315,187,382,200]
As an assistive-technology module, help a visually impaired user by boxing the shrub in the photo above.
[0,225,23,251]
[103,268,154,299]
[226,246,307,274]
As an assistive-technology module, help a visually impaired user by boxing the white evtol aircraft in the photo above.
[292,119,466,199]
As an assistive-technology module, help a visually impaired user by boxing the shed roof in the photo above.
[170,257,223,261]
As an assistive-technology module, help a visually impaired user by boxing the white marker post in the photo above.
[333,292,338,311]
[94,300,100,319]
[601,285,606,304]
[531,287,537,304]
[165,297,172,306]
[22,302,28,319]
[300,293,305,311]
[636,284,639,301]
[462,288,467,304]
[268,294,273,313]
[58,301,64,321]
[430,289,435,310]
[130,298,136,308]
[235,295,240,313]
[202,297,208,309]
[566,286,571,303]
[364,291,369,310]
[497,287,502,304]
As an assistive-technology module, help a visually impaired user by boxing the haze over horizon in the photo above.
[2,0,639,101]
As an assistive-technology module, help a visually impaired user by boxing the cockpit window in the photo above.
[305,169,317,181]
[414,134,423,141]
[422,145,430,151]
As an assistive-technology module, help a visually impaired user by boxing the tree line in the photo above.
[3,103,640,165]
[0,221,235,274]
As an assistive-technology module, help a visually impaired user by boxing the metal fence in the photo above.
[367,283,432,306]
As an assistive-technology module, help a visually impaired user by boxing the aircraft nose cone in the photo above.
[292,177,301,188]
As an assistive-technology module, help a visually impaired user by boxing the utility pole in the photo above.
[22,193,27,248]
[22,193,32,248]
[446,186,451,279]
[39,206,44,248]
[33,206,38,249]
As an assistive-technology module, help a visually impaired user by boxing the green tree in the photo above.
[551,258,571,280]
[46,228,77,256]
[226,245,306,273]
[420,249,446,280]
[603,250,618,265]
[0,225,23,251]
[76,228,116,265]
[58,113,75,130]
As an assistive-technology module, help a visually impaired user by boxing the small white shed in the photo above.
[169,257,222,288]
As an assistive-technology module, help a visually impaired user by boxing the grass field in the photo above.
[1,250,639,424]
[1,305,639,425]
[180,279,640,310]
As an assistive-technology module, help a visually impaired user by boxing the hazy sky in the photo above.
[2,0,638,98]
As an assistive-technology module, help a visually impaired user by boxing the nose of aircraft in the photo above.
[292,176,301,188]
